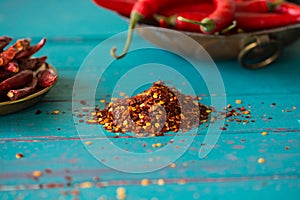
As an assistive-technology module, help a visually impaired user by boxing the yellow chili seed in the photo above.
[157,179,165,186]
[16,153,24,159]
[261,131,268,136]
[141,178,150,186]
[32,170,43,178]
[258,158,265,164]
[235,99,242,104]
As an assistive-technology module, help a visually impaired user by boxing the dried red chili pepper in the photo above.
[275,1,300,15]
[3,62,19,73]
[15,38,46,60]
[235,0,283,13]
[235,12,300,31]
[93,0,137,17]
[110,0,198,59]
[0,70,33,91]
[0,36,13,51]
[18,56,47,71]
[7,77,38,101]
[0,39,30,66]
[0,68,13,82]
[37,68,58,88]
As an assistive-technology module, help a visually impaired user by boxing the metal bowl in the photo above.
[0,65,58,115]
[135,22,300,69]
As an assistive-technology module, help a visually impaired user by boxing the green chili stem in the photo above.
[111,12,143,59]
[221,20,237,34]
[267,0,284,11]
[177,16,205,26]
[178,16,215,33]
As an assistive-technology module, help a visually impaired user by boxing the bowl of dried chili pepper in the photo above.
[94,0,300,69]
[0,36,58,115]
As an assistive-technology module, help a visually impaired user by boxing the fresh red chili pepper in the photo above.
[178,0,235,34]
[0,70,33,91]
[0,36,13,51]
[93,0,137,17]
[235,12,300,31]
[154,12,210,32]
[110,0,199,59]
[15,38,46,60]
[7,77,38,101]
[37,68,58,88]
[235,0,283,13]
[275,1,300,15]
[157,1,214,17]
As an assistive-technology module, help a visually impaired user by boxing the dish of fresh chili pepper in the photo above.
[0,36,58,115]
[93,0,300,68]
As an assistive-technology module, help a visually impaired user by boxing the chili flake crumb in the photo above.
[258,158,265,164]
[32,170,43,178]
[116,187,126,200]
[261,131,268,136]
[45,168,52,173]
[15,153,24,159]
[35,110,42,115]
[141,178,150,186]
[235,99,242,104]
[285,146,290,150]
[71,189,80,195]
[178,179,186,185]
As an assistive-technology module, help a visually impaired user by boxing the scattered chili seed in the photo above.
[235,99,242,104]
[157,179,165,186]
[32,170,43,178]
[141,178,150,186]
[116,187,126,200]
[15,153,24,159]
[80,181,93,188]
[261,131,268,136]
[51,110,60,115]
[258,158,265,164]
[292,106,297,110]
[85,141,93,145]
[170,163,176,168]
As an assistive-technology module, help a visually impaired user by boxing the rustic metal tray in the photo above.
[135,23,300,69]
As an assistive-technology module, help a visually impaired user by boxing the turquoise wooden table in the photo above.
[1,1,300,199]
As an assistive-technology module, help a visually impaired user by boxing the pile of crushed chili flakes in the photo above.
[93,81,210,137]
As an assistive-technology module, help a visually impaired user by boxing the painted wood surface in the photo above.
[1,0,300,199]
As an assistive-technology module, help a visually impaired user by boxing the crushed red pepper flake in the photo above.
[15,153,24,159]
[93,82,210,137]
